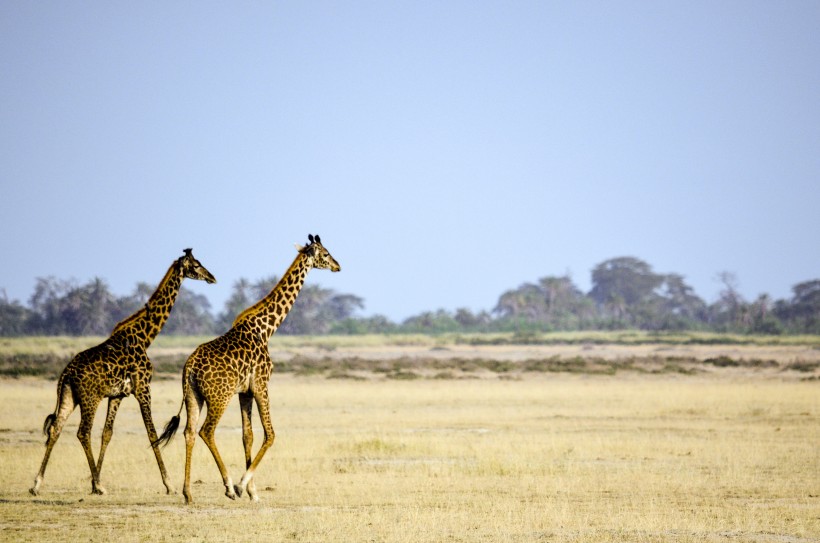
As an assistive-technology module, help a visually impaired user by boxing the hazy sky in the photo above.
[2,2,818,322]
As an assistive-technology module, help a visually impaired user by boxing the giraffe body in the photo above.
[155,234,340,504]
[29,249,216,496]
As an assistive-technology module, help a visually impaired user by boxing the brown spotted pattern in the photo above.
[158,235,340,504]
[29,250,216,496]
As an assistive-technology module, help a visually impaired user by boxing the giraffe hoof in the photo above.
[234,484,243,498]
[29,487,39,496]
[225,488,237,500]
[92,485,107,495]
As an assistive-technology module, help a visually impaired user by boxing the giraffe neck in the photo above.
[232,252,312,341]
[111,259,183,347]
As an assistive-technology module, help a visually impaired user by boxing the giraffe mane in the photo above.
[231,251,307,328]
[110,259,179,334]
[110,305,148,335]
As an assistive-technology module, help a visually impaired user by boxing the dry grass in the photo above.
[0,361,818,542]
[3,334,819,380]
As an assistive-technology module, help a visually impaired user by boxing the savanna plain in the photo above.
[0,334,818,543]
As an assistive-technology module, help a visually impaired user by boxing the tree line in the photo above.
[1,256,818,336]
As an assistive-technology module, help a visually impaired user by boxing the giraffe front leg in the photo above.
[136,388,174,494]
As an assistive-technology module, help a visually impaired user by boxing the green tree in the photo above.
[589,257,664,307]
[26,276,119,335]
[331,314,397,334]
[279,284,364,335]
[401,309,461,333]
[775,279,820,333]
[162,287,215,335]
[453,308,492,330]
[589,257,664,327]
[216,278,258,332]
[708,272,746,332]
[747,293,783,334]
[70,277,118,335]
[494,283,545,321]
[655,274,708,330]
[494,275,595,330]
[0,290,29,336]
[539,276,597,329]
[27,277,74,334]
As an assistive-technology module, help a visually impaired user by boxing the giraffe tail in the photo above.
[42,414,57,436]
[153,388,187,448]
[42,372,68,439]
[153,414,180,448]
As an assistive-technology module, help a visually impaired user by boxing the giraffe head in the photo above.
[296,234,341,272]
[178,249,217,283]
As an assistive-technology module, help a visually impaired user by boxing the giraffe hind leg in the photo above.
[136,388,175,494]
[197,400,237,501]
[30,384,76,496]
[235,389,275,501]
[182,386,204,504]
[238,392,258,501]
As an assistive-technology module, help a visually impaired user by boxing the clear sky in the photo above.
[1,2,818,322]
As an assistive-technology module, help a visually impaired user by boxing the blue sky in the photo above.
[1,2,818,322]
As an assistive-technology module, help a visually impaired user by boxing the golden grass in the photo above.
[2,368,818,543]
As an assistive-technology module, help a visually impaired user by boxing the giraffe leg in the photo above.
[135,388,174,494]
[30,384,75,495]
[198,400,237,501]
[182,387,204,504]
[77,396,106,495]
[238,392,258,501]
[95,396,122,482]
[235,388,275,500]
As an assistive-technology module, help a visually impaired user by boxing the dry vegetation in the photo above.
[2,332,819,380]
[0,336,818,542]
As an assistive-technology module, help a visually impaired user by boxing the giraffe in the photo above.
[154,234,341,504]
[29,249,216,496]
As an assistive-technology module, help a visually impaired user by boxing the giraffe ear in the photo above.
[294,243,304,252]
